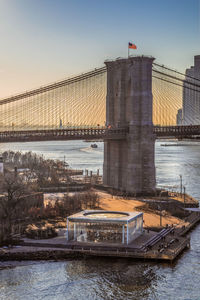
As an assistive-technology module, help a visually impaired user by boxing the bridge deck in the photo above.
[154,125,200,138]
[0,128,127,143]
[0,125,200,143]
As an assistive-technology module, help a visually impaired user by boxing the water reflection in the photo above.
[64,258,159,300]
[0,259,161,300]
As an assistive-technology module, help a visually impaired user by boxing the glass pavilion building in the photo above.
[67,210,143,245]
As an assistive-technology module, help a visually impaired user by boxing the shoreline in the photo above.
[1,212,199,263]
[0,238,191,263]
[1,189,199,264]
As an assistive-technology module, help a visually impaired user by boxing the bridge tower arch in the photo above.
[103,56,156,194]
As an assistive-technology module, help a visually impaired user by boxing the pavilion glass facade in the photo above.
[67,211,143,245]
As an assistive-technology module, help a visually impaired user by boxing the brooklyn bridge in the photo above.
[0,55,200,193]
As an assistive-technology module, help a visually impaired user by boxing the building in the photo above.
[176,108,183,125]
[67,210,143,245]
[0,156,3,173]
[183,55,200,125]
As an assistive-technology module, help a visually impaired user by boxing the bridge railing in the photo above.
[154,125,200,137]
[1,125,200,142]
[0,127,129,142]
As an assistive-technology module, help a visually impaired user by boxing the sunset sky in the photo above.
[0,0,199,98]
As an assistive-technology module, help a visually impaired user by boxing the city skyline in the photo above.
[0,0,199,98]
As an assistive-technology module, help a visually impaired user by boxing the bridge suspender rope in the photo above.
[0,67,107,131]
[0,60,200,136]
[152,63,200,126]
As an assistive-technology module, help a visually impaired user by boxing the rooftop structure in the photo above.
[67,210,143,245]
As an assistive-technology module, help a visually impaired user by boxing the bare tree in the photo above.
[1,150,71,188]
[0,171,32,243]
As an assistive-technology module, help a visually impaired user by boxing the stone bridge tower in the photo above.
[103,56,156,194]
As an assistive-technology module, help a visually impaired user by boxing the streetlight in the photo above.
[179,174,183,196]
[183,186,186,209]
[158,205,163,227]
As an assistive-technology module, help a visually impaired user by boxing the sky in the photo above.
[0,0,199,98]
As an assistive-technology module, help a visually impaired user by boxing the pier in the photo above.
[1,219,197,262]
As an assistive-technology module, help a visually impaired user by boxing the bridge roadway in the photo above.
[154,125,200,138]
[0,127,127,143]
[0,125,200,143]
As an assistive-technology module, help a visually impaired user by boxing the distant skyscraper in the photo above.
[183,56,200,125]
[176,108,183,125]
[0,156,4,173]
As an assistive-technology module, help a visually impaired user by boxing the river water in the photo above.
[0,140,200,300]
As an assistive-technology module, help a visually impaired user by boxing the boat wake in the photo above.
[80,147,102,155]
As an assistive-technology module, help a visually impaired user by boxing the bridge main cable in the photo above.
[153,62,200,83]
[0,66,107,105]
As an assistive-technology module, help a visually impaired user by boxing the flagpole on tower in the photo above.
[128,42,137,57]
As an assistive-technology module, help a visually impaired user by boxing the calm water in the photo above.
[0,140,200,300]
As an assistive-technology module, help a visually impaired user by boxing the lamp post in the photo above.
[179,175,183,197]
[160,210,162,227]
[158,205,162,227]
[184,186,186,209]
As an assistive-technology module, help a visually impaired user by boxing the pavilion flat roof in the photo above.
[67,210,143,224]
